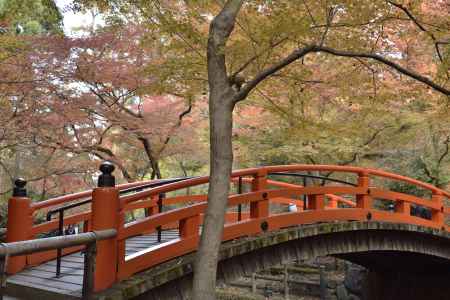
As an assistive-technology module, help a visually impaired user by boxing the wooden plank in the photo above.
[126,240,161,245]
[6,279,81,299]
[38,261,83,271]
[18,270,83,285]
[22,266,83,277]
[32,265,84,276]
[8,274,81,292]
[60,256,84,264]
[45,261,84,269]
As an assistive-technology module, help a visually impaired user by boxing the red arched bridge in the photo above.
[2,164,450,299]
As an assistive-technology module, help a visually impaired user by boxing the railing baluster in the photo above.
[395,200,410,215]
[431,192,444,227]
[179,215,200,238]
[56,210,64,277]
[82,242,96,300]
[250,170,269,219]
[356,173,372,209]
[308,194,325,210]
[157,193,164,242]
[0,253,7,300]
[302,176,307,211]
[237,176,242,221]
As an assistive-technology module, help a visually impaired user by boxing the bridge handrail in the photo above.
[264,165,450,198]
[23,165,450,219]
[116,181,448,279]
[119,166,450,208]
[0,229,116,299]
[119,184,445,243]
[0,229,116,256]
[234,177,356,207]
[30,178,174,211]
[117,165,450,215]
[14,165,450,242]
[119,169,266,206]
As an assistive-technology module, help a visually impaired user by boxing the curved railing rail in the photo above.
[5,164,450,293]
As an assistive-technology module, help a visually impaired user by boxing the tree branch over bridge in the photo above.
[235,44,450,102]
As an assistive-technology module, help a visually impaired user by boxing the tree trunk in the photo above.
[138,136,162,179]
[192,92,235,299]
[192,1,243,299]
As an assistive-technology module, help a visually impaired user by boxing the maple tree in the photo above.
[28,26,198,182]
[1,0,450,298]
[0,20,202,205]
[55,0,450,297]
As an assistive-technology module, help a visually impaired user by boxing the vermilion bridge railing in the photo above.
[5,164,450,292]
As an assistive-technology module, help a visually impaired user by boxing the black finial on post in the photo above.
[13,178,27,197]
[98,161,115,187]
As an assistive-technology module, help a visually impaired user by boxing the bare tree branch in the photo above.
[319,6,337,46]
[235,44,450,102]
[230,37,288,79]
[438,136,450,165]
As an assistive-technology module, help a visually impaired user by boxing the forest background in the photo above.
[0,0,449,228]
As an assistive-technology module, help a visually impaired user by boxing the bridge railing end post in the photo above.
[6,178,31,274]
[91,161,120,292]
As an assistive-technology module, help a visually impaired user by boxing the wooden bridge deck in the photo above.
[6,230,180,299]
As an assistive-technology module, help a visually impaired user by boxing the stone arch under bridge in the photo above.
[94,221,450,300]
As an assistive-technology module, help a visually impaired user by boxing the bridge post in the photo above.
[250,169,269,218]
[308,195,325,210]
[327,196,338,209]
[431,192,444,225]
[179,215,200,238]
[6,179,31,274]
[394,200,410,215]
[356,173,372,209]
[91,162,119,292]
[144,195,159,216]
